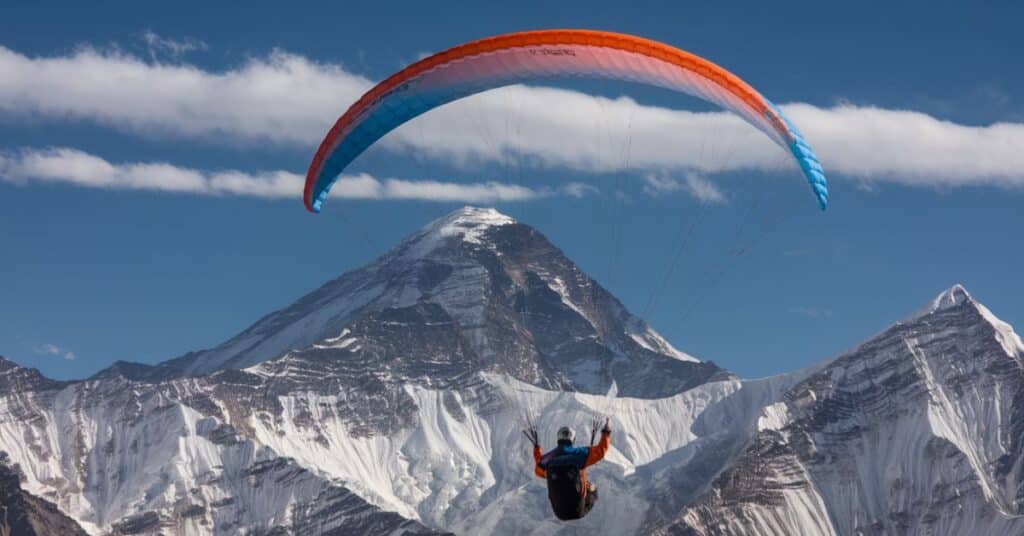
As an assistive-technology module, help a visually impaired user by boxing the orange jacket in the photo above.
[533,431,610,491]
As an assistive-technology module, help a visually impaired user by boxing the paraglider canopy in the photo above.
[304,29,828,213]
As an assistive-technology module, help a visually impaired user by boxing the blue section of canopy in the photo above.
[769,102,829,210]
[312,86,472,212]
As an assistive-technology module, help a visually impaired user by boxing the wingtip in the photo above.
[304,197,321,214]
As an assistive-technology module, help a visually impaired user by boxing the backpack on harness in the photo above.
[545,464,586,520]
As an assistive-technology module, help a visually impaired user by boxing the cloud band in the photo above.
[2,44,1023,189]
[0,147,586,203]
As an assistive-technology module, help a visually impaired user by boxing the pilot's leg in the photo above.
[582,482,598,516]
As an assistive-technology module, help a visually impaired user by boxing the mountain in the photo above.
[122,206,728,399]
[0,356,447,535]
[1,207,1022,535]
[667,285,1024,535]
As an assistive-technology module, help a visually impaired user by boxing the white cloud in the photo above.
[780,104,1024,188]
[0,45,366,145]
[2,44,1024,190]
[327,173,585,202]
[34,343,76,360]
[0,147,585,203]
[643,172,727,204]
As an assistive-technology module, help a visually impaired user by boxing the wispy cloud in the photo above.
[0,147,588,203]
[0,147,289,195]
[789,306,833,320]
[141,31,207,61]
[2,44,1024,189]
[34,343,76,360]
[643,172,727,204]
[330,172,584,202]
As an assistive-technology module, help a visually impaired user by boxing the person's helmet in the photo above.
[556,426,575,444]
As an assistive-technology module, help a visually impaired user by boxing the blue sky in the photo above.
[1,1,1022,380]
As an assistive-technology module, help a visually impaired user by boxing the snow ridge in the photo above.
[909,283,972,320]
[673,286,1024,535]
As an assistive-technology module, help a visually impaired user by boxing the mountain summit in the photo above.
[126,206,726,398]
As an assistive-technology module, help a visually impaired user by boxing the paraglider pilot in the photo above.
[524,418,611,520]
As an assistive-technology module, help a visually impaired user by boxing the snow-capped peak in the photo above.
[909,283,972,320]
[425,206,515,243]
[400,206,516,259]
[929,283,971,311]
[906,284,1022,358]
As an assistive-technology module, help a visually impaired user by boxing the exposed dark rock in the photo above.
[0,455,88,536]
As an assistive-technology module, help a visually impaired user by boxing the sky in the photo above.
[1,1,1022,380]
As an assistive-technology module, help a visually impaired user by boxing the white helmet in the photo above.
[556,426,575,443]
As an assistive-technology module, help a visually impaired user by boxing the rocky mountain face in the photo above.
[0,453,88,536]
[667,285,1024,535]
[1,207,1021,536]
[128,207,728,399]
[0,355,447,536]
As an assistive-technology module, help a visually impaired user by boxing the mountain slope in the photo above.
[0,356,790,535]
[0,357,446,535]
[126,207,727,399]
[667,285,1024,535]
